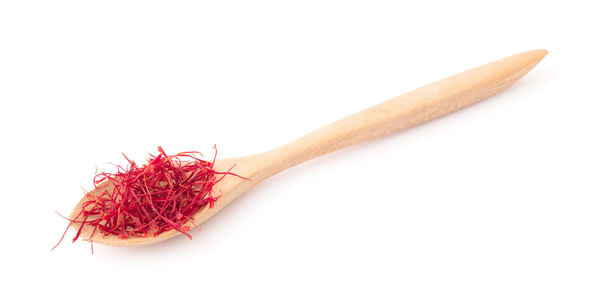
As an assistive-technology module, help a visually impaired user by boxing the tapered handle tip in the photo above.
[523,49,548,64]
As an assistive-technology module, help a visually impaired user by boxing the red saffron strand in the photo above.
[52,212,72,251]
[53,146,245,250]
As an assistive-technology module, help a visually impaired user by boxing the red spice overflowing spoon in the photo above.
[53,147,244,250]
[60,49,547,247]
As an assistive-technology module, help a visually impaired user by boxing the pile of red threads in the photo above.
[53,146,241,250]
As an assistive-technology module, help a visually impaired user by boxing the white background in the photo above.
[1,1,598,293]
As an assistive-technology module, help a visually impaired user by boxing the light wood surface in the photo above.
[69,49,547,247]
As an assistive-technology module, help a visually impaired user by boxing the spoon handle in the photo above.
[260,49,547,176]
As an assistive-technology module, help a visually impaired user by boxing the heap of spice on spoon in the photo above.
[54,49,547,249]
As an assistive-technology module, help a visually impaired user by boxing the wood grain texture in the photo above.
[69,49,547,246]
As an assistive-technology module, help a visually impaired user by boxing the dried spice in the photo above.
[53,146,243,250]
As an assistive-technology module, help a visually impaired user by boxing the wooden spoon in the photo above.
[70,49,547,247]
